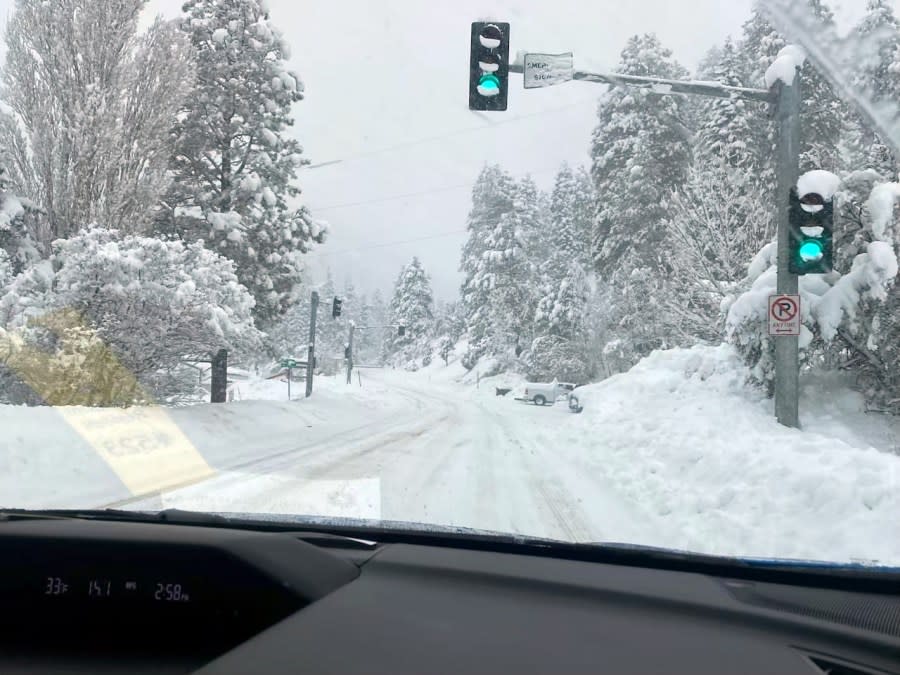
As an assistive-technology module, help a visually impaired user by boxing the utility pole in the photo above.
[305,291,319,398]
[346,323,355,385]
[773,73,802,428]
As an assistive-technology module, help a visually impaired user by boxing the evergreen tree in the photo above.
[798,0,844,173]
[846,0,900,177]
[368,289,389,364]
[590,34,692,275]
[459,165,517,366]
[0,165,40,277]
[734,8,786,202]
[384,258,434,368]
[160,0,325,322]
[313,270,343,372]
[535,163,592,340]
[696,39,760,171]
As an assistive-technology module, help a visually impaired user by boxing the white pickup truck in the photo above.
[516,380,577,406]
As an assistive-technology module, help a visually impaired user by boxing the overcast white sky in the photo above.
[0,0,893,301]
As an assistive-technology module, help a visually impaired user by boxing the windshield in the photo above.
[1,0,899,568]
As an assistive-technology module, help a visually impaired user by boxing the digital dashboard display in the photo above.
[42,576,193,602]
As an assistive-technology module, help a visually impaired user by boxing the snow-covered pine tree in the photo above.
[464,176,540,366]
[159,0,325,323]
[384,258,434,369]
[696,39,760,171]
[368,289,389,365]
[315,270,343,372]
[0,165,40,278]
[683,43,725,131]
[798,0,844,174]
[0,0,193,247]
[534,163,592,341]
[734,2,843,179]
[459,165,517,367]
[845,0,900,178]
[734,8,786,203]
[654,35,778,346]
[353,292,375,364]
[590,34,692,276]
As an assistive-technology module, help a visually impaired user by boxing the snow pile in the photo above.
[0,372,408,510]
[556,344,900,563]
[764,44,806,88]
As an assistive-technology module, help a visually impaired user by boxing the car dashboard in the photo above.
[0,517,897,674]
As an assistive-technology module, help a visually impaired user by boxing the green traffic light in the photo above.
[477,73,500,96]
[798,239,824,262]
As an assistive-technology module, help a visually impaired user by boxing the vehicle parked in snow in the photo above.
[515,380,577,406]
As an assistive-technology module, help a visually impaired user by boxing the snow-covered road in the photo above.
[119,369,663,545]
[4,344,900,564]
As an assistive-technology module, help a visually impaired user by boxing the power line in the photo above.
[314,229,468,257]
[310,163,565,212]
[312,181,473,212]
[304,97,597,169]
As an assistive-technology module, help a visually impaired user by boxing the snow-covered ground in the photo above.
[2,345,900,565]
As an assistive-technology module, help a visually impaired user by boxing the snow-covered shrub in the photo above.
[525,335,590,383]
[726,171,900,402]
[0,228,261,405]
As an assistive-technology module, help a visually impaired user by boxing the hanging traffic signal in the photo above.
[788,188,833,275]
[398,325,406,336]
[469,22,509,111]
[332,297,343,319]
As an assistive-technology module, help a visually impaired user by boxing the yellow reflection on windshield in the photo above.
[0,309,213,498]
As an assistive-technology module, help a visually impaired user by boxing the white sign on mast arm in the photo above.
[768,294,801,336]
[523,52,574,89]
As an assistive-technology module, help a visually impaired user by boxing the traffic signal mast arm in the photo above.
[509,62,773,103]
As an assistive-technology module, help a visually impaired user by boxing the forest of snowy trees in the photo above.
[0,0,324,404]
[2,0,900,413]
[453,0,900,412]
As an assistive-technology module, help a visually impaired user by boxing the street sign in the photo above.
[523,52,573,89]
[281,358,301,369]
[768,294,801,336]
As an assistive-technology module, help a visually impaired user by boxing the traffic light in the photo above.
[398,325,406,337]
[469,22,510,111]
[788,188,833,275]
[332,296,342,319]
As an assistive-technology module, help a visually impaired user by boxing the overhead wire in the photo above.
[304,96,598,169]
[313,229,470,257]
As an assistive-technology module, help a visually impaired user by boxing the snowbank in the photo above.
[555,344,900,563]
[0,373,406,509]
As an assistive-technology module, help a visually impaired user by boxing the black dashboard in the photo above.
[0,516,897,674]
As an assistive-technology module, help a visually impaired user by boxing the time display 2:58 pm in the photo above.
[154,582,191,602]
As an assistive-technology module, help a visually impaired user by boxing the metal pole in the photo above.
[305,291,319,398]
[773,73,801,428]
[287,367,291,400]
[346,323,355,385]
[210,349,227,403]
